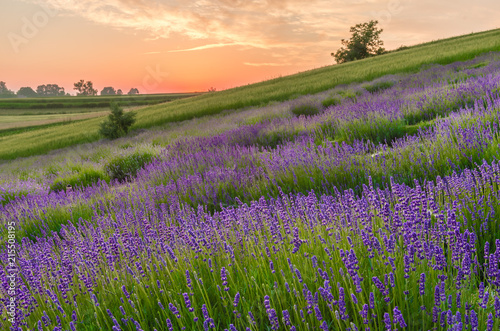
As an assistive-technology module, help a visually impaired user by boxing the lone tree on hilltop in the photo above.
[332,20,385,64]
[74,80,98,96]
[99,103,136,139]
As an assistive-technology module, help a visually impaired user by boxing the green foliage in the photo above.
[337,89,362,101]
[403,89,477,125]
[332,20,385,64]
[336,115,407,145]
[100,87,117,96]
[17,87,38,98]
[50,168,109,192]
[0,190,29,206]
[73,79,98,96]
[105,151,155,182]
[36,84,65,97]
[0,93,196,110]
[467,61,489,69]
[0,81,15,98]
[290,102,320,117]
[363,80,395,93]
[99,103,136,139]
[321,96,340,108]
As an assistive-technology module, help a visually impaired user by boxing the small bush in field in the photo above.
[105,151,155,182]
[321,96,341,108]
[99,103,136,139]
[50,168,109,192]
[290,103,320,117]
[363,80,395,93]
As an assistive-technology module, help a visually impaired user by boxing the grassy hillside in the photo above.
[1,28,500,160]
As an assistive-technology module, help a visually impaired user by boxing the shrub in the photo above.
[105,151,155,182]
[336,115,407,145]
[50,168,109,192]
[99,103,136,139]
[321,96,341,108]
[290,103,320,117]
[363,80,395,93]
[337,89,361,101]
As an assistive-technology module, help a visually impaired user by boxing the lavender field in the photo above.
[2,52,500,330]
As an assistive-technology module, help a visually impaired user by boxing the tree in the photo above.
[332,20,385,64]
[0,81,15,98]
[74,80,98,96]
[101,86,116,96]
[127,88,139,95]
[99,103,136,139]
[117,89,123,95]
[17,87,38,98]
[37,84,65,96]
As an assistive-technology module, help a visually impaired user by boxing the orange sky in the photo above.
[1,0,499,94]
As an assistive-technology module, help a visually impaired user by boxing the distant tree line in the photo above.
[0,80,140,98]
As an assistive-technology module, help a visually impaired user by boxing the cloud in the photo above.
[167,43,241,52]
[23,0,358,49]
[21,0,500,61]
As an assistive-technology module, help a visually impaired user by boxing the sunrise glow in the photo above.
[1,0,499,93]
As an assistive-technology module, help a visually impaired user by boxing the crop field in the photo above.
[0,109,110,131]
[0,93,200,134]
[0,106,148,132]
[2,30,500,331]
[0,93,200,110]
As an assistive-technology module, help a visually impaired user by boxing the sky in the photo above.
[1,0,500,94]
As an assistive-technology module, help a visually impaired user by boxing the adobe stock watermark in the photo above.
[372,0,414,25]
[118,65,169,109]
[141,65,169,92]
[6,221,18,326]
[7,3,58,53]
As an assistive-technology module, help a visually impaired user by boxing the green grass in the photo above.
[0,110,110,131]
[2,29,500,160]
[50,167,109,192]
[105,150,157,182]
[0,107,114,116]
[289,103,321,117]
[0,93,199,109]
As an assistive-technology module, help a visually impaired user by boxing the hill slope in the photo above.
[1,28,500,160]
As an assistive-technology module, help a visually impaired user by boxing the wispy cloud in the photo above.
[23,0,356,49]
[167,43,240,53]
[21,0,500,62]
